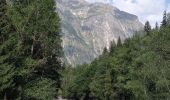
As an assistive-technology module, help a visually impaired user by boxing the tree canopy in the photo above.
[61,12,170,100]
[0,0,63,99]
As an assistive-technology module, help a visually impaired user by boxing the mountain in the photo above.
[56,0,143,66]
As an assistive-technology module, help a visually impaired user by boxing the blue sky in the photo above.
[85,0,170,27]
[166,0,170,3]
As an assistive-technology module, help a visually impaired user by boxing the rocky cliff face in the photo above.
[56,0,143,66]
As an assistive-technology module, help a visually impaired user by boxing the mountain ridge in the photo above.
[56,0,143,66]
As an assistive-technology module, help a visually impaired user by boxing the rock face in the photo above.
[56,0,143,66]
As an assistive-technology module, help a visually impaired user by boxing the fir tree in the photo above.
[167,13,170,26]
[102,47,108,55]
[155,22,159,30]
[117,37,122,46]
[0,0,63,99]
[161,10,167,27]
[144,21,151,34]
[109,41,116,54]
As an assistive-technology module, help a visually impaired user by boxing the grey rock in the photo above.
[56,0,143,66]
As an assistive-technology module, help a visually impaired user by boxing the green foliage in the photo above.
[167,13,170,26]
[0,0,17,99]
[61,25,170,100]
[155,22,159,30]
[109,41,116,54]
[23,78,57,100]
[117,37,122,46]
[0,0,63,99]
[161,11,167,27]
[144,21,151,34]
[102,47,109,56]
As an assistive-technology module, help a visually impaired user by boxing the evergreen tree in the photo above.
[109,41,116,54]
[161,10,167,27]
[0,0,63,99]
[0,0,15,44]
[155,22,159,30]
[117,37,122,46]
[167,13,170,26]
[0,0,16,99]
[144,21,151,34]
[102,47,108,55]
[90,65,113,100]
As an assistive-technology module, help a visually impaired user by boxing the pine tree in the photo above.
[167,13,170,26]
[161,10,167,27]
[155,22,159,30]
[0,0,63,99]
[109,41,115,54]
[0,0,16,99]
[89,65,113,100]
[117,37,122,46]
[144,21,151,34]
[102,47,108,55]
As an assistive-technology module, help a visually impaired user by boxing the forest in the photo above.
[0,0,170,100]
[61,12,170,100]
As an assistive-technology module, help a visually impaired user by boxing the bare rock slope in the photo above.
[56,0,143,65]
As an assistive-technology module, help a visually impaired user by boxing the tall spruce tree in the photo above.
[117,37,122,46]
[155,22,159,30]
[0,0,63,99]
[167,13,170,26]
[102,47,108,55]
[161,10,167,27]
[144,21,151,34]
[109,41,116,54]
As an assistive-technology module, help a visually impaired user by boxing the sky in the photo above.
[85,0,170,27]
